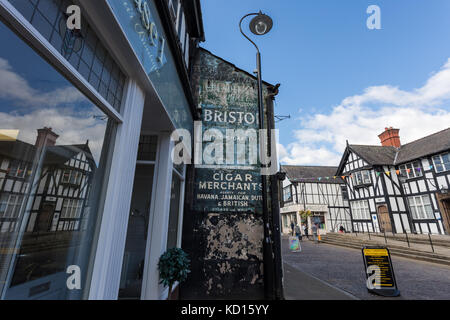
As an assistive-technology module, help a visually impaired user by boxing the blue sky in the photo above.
[200,0,450,165]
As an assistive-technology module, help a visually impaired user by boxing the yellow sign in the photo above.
[363,248,388,256]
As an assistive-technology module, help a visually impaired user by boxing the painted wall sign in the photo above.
[192,65,267,214]
[107,0,193,133]
[195,168,262,213]
[362,246,400,297]
[181,49,272,299]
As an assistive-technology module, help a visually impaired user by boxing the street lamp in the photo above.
[239,11,278,300]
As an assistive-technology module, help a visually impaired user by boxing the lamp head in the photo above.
[249,12,273,35]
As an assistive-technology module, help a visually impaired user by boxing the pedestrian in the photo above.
[295,224,302,241]
[303,224,309,240]
[312,223,318,243]
[290,221,295,236]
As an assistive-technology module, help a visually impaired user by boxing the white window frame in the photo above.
[351,200,370,220]
[408,195,434,220]
[399,161,423,179]
[432,152,450,173]
[352,170,371,186]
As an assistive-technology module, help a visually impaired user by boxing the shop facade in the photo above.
[279,165,351,235]
[0,0,204,300]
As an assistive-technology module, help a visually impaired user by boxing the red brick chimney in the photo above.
[35,127,59,149]
[378,127,401,148]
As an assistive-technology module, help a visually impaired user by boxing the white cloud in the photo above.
[0,58,84,107]
[279,58,450,166]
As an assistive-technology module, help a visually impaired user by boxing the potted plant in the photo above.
[299,210,312,223]
[158,247,191,300]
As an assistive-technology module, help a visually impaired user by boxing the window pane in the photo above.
[8,0,126,111]
[167,172,182,249]
[0,21,114,299]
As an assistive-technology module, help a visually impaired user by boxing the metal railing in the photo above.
[338,229,448,254]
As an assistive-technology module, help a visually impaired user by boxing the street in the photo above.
[282,237,450,300]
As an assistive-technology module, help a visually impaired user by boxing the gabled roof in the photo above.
[281,165,344,184]
[395,127,450,164]
[349,145,397,165]
[337,127,450,174]
[45,144,94,165]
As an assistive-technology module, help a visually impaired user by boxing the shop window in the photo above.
[0,20,114,299]
[8,0,127,112]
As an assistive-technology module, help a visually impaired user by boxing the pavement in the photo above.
[282,236,450,300]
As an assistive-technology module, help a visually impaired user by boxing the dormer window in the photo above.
[399,161,423,179]
[352,170,371,186]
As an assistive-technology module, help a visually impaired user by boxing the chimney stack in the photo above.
[378,127,401,148]
[35,127,59,149]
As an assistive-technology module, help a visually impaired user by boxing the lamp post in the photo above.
[239,12,279,299]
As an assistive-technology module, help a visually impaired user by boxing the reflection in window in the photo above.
[7,0,126,111]
[0,20,113,299]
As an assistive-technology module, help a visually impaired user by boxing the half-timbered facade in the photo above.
[279,165,351,235]
[0,128,95,235]
[337,127,450,235]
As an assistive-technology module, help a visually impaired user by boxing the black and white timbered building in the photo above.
[0,127,96,235]
[279,165,351,235]
[337,127,450,235]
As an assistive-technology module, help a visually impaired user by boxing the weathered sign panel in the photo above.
[181,49,271,299]
[192,57,268,214]
[194,168,263,213]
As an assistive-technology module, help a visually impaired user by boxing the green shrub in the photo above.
[158,248,191,298]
